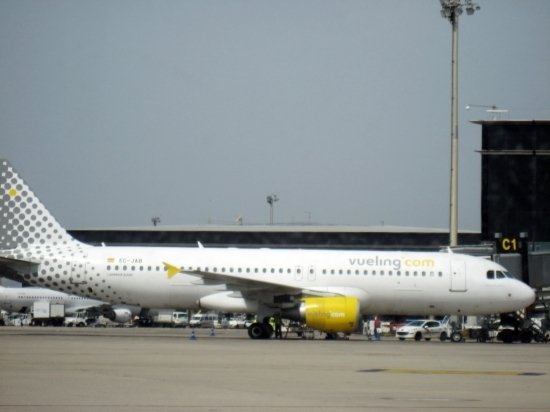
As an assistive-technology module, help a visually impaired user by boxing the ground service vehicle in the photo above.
[31,301,65,326]
[63,311,89,327]
[189,313,218,328]
[172,312,189,327]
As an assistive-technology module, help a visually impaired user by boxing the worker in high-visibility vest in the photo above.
[273,313,283,339]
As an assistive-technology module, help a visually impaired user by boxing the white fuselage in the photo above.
[0,286,106,314]
[35,244,534,317]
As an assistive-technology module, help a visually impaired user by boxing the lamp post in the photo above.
[440,0,480,247]
[266,194,279,225]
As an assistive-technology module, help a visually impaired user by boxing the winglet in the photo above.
[163,262,181,279]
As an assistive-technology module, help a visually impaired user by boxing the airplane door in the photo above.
[307,266,316,281]
[295,266,303,281]
[450,260,467,292]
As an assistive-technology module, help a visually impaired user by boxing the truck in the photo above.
[63,311,90,327]
[31,301,65,326]
[152,310,189,327]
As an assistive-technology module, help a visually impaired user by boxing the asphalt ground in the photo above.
[0,327,549,412]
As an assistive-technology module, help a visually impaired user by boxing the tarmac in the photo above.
[0,326,549,412]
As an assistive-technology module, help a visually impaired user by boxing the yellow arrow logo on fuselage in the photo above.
[163,262,181,279]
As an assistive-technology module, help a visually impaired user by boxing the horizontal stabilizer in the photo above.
[0,256,40,283]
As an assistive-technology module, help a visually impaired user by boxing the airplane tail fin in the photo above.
[0,159,80,251]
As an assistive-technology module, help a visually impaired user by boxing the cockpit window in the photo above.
[487,270,509,280]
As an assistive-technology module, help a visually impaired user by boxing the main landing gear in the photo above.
[247,322,274,339]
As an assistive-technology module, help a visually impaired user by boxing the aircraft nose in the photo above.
[513,282,536,308]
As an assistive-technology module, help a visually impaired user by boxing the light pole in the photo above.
[440,0,480,247]
[266,194,279,225]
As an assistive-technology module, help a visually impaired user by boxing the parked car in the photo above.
[396,319,449,341]
[228,317,247,329]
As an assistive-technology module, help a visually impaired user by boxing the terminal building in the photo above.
[474,120,550,301]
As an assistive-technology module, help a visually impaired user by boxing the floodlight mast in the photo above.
[266,194,279,225]
[440,0,480,247]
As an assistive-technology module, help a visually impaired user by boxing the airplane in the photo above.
[0,285,135,323]
[0,158,536,339]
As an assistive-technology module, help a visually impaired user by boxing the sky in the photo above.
[1,0,549,231]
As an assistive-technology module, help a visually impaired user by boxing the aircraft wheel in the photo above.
[247,323,264,339]
[498,329,516,344]
[248,322,273,339]
[519,330,533,343]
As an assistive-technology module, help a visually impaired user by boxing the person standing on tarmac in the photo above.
[273,313,283,339]
[363,318,372,341]
[374,317,382,341]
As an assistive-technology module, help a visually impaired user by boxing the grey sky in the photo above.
[1,1,549,231]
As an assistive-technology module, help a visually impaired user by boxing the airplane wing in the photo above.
[163,262,344,297]
[164,262,295,292]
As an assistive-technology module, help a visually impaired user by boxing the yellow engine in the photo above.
[300,296,360,334]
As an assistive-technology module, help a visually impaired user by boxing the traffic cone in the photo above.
[209,327,216,337]
[190,328,197,340]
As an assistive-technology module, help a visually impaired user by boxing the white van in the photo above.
[189,313,218,328]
